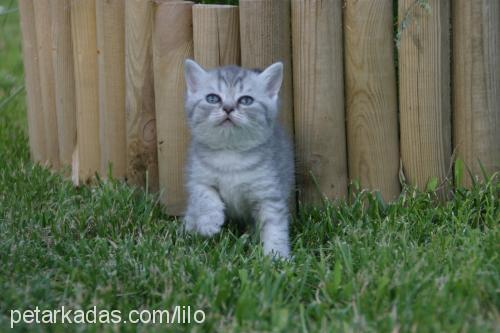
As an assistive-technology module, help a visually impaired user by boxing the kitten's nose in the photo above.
[223,105,235,114]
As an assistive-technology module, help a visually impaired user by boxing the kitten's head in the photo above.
[184,59,283,151]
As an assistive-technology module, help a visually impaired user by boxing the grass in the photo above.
[0,1,499,332]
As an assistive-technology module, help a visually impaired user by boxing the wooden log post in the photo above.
[398,0,452,192]
[192,4,240,68]
[291,0,347,204]
[96,0,127,179]
[19,0,46,163]
[452,0,500,187]
[125,0,159,192]
[344,0,400,201]
[239,0,294,138]
[153,1,194,215]
[71,0,100,184]
[33,0,59,169]
[51,0,76,168]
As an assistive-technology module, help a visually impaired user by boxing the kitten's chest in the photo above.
[216,176,251,218]
[197,150,264,217]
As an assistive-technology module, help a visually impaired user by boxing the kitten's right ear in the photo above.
[259,62,284,97]
[184,59,206,93]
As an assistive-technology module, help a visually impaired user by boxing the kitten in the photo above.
[182,59,294,259]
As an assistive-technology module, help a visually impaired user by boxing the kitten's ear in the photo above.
[184,59,206,92]
[259,62,283,97]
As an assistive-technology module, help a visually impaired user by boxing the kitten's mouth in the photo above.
[219,118,234,127]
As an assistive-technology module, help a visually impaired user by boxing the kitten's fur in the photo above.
[183,59,294,258]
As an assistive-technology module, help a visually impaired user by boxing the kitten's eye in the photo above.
[238,96,254,106]
[206,94,221,104]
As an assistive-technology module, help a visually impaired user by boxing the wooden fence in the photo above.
[19,0,499,215]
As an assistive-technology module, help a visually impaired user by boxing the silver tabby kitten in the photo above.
[183,59,294,258]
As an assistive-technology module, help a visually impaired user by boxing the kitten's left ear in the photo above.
[184,59,207,93]
[259,62,284,97]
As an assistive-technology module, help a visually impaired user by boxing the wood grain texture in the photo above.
[153,1,193,215]
[33,0,60,169]
[96,0,127,179]
[398,0,452,191]
[125,0,159,192]
[71,0,100,184]
[291,0,347,203]
[193,4,240,68]
[239,0,294,138]
[344,0,400,200]
[452,0,500,187]
[19,0,46,163]
[51,0,76,168]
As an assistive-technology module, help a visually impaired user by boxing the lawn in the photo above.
[0,2,499,332]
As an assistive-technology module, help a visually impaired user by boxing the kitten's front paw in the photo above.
[196,213,224,237]
[183,214,197,233]
[183,212,224,237]
[264,244,291,260]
